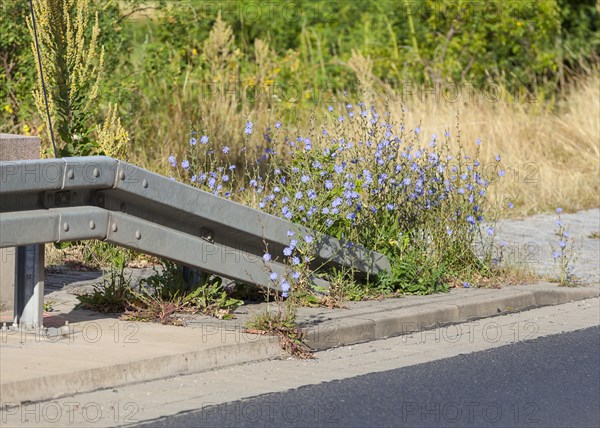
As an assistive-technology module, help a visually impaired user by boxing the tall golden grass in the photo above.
[386,71,600,217]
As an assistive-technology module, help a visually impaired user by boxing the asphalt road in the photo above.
[141,326,600,428]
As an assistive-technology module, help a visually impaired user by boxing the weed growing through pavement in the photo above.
[43,300,56,312]
[550,208,581,286]
[240,243,313,358]
[76,254,243,323]
[76,250,133,313]
[245,291,315,359]
[122,261,243,325]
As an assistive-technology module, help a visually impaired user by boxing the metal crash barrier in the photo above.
[0,157,391,327]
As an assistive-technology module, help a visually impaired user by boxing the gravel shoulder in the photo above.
[494,208,599,285]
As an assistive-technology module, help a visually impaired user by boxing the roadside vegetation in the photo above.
[3,1,598,217]
[4,1,598,353]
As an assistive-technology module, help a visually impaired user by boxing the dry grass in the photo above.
[450,266,544,289]
[370,71,600,217]
[124,20,598,218]
[347,54,600,218]
[142,72,598,218]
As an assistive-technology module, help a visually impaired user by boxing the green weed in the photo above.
[550,208,582,286]
[246,301,314,359]
[76,257,133,313]
[123,261,243,324]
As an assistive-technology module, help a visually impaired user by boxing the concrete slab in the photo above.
[1,318,281,404]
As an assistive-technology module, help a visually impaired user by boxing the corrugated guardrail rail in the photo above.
[0,157,391,291]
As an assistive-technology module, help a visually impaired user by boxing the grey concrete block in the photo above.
[0,134,40,161]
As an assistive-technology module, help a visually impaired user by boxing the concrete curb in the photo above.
[303,285,599,350]
[1,284,598,406]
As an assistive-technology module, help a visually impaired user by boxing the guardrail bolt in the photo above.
[93,168,100,178]
[201,227,214,243]
[119,171,126,181]
[111,223,118,232]
[135,230,141,240]
[63,222,69,232]
[89,221,96,230]
[142,179,148,188]
[67,169,74,179]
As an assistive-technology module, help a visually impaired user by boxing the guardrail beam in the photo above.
[1,157,391,299]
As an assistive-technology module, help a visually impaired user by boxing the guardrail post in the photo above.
[0,133,44,329]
